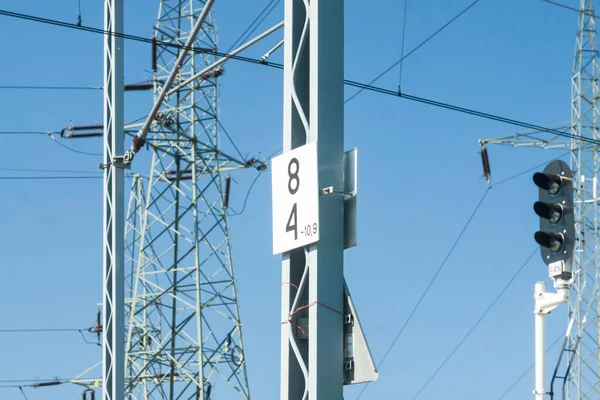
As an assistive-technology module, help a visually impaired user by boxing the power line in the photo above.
[356,187,491,399]
[410,248,537,399]
[47,134,102,156]
[2,9,598,148]
[77,0,82,26]
[216,118,247,162]
[0,167,100,174]
[0,379,63,384]
[343,80,600,146]
[239,0,281,47]
[0,379,69,389]
[0,176,102,180]
[1,130,103,155]
[346,0,483,104]
[375,154,566,330]
[495,333,564,400]
[0,327,102,348]
[0,363,102,389]
[228,0,282,53]
[0,376,100,389]
[0,131,50,135]
[403,154,572,397]
[0,175,137,180]
[228,147,281,217]
[18,386,28,400]
[228,170,265,217]
[0,8,282,69]
[398,0,409,92]
[494,152,570,187]
[0,85,101,90]
[542,0,600,19]
[0,328,83,333]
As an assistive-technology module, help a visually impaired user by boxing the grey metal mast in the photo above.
[102,0,125,399]
[124,1,252,399]
[280,0,346,399]
[480,1,600,398]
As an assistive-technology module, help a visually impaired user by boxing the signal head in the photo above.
[533,201,563,224]
[532,160,574,271]
[534,231,564,253]
[533,172,562,195]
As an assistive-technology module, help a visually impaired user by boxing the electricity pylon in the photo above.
[124,2,256,398]
[480,1,600,398]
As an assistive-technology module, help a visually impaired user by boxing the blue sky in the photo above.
[0,0,584,399]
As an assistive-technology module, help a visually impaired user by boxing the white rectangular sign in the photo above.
[272,141,319,255]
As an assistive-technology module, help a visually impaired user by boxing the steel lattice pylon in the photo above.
[568,1,600,398]
[480,1,600,398]
[124,2,251,399]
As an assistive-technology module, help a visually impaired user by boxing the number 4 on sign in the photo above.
[271,142,320,255]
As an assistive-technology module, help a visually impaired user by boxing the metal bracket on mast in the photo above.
[100,155,131,170]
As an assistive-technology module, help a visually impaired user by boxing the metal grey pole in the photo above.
[307,1,345,399]
[103,0,124,399]
[280,0,345,399]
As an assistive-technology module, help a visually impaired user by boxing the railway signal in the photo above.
[532,160,575,279]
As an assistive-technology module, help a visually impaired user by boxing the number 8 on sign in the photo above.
[288,158,300,194]
[271,142,320,255]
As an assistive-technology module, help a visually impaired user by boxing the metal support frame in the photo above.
[281,1,345,399]
[126,0,215,161]
[127,5,282,163]
[124,1,251,399]
[550,322,580,400]
[568,4,600,398]
[103,0,125,399]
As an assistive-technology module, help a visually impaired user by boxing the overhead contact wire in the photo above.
[2,10,598,146]
[398,0,409,92]
[346,0,483,104]
[495,333,564,400]
[356,187,491,399]
[410,248,538,399]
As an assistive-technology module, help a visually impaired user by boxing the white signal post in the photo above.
[534,278,570,399]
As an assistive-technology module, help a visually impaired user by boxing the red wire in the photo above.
[282,300,344,326]
[291,301,343,317]
[281,282,300,290]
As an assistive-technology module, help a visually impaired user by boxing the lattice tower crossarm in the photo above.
[124,1,250,399]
